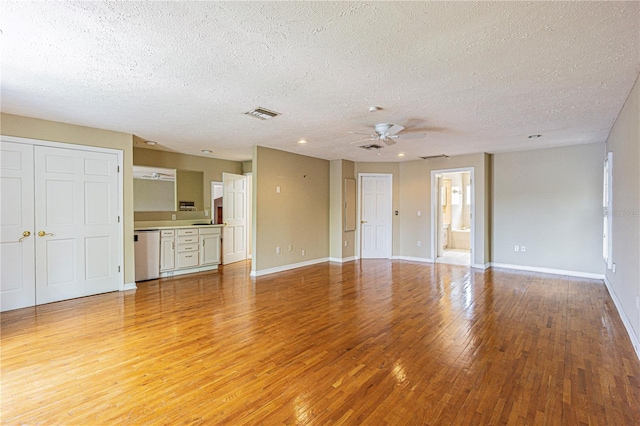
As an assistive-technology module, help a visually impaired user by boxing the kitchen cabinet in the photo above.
[160,230,176,271]
[137,225,222,278]
[200,227,221,265]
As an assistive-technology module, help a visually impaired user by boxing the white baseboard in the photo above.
[472,263,490,270]
[393,256,434,263]
[328,256,358,263]
[603,276,640,361]
[122,282,137,291]
[251,257,330,277]
[159,264,218,278]
[488,263,605,280]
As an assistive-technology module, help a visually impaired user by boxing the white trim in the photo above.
[431,167,476,267]
[472,263,490,270]
[604,276,640,360]
[603,152,613,270]
[1,134,126,292]
[393,256,434,263]
[489,262,605,280]
[251,257,330,277]
[123,282,137,291]
[159,264,218,278]
[329,256,358,263]
[357,173,393,259]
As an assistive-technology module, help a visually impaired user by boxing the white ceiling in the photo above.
[1,1,639,162]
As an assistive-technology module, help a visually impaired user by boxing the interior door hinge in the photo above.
[117,166,120,173]
[117,216,120,223]
[118,266,121,272]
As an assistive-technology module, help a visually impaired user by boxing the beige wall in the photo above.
[329,160,343,259]
[0,113,136,284]
[397,154,490,265]
[342,160,356,259]
[253,146,329,272]
[492,143,605,274]
[329,160,356,260]
[133,144,242,212]
[605,73,640,343]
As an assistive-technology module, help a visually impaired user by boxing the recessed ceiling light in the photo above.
[298,139,308,144]
[201,150,212,154]
[145,140,157,146]
[528,134,542,139]
[369,106,382,112]
[397,153,405,157]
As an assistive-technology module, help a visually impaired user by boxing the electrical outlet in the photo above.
[276,186,281,193]
[171,214,176,221]
[344,241,348,247]
[288,244,293,251]
[514,245,519,252]
[417,210,421,216]
[276,247,280,254]
[301,249,305,256]
[417,241,421,247]
[205,210,209,217]
[521,246,526,252]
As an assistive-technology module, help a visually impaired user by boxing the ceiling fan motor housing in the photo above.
[375,123,393,134]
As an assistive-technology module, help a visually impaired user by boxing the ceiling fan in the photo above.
[349,123,426,146]
[133,166,176,181]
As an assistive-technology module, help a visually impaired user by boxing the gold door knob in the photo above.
[361,220,368,224]
[38,231,54,237]
[18,231,31,242]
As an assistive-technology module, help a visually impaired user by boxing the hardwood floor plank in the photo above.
[1,260,639,424]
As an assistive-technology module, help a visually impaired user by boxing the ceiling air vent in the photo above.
[360,144,384,150]
[244,107,281,120]
[419,154,449,160]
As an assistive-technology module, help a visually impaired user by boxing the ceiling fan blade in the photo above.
[349,137,377,145]
[397,132,426,139]
[348,131,376,136]
[386,124,405,136]
[383,139,397,146]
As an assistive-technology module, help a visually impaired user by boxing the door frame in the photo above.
[357,173,393,259]
[0,135,125,290]
[430,167,475,265]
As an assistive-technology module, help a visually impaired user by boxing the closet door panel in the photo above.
[34,146,119,305]
[0,142,35,311]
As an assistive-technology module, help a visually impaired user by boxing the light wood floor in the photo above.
[2,260,639,424]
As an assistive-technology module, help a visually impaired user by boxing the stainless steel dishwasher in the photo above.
[134,230,161,281]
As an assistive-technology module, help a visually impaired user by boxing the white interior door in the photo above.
[222,172,247,265]
[34,146,120,305]
[360,174,392,258]
[0,142,36,311]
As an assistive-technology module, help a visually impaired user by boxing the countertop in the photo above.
[134,224,224,231]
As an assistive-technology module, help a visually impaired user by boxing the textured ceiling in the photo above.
[1,1,639,162]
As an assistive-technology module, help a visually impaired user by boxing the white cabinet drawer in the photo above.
[199,227,220,235]
[177,243,198,252]
[161,230,175,237]
[177,252,199,269]
[178,235,199,244]
[177,228,198,236]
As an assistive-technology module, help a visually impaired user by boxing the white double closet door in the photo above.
[1,139,121,312]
